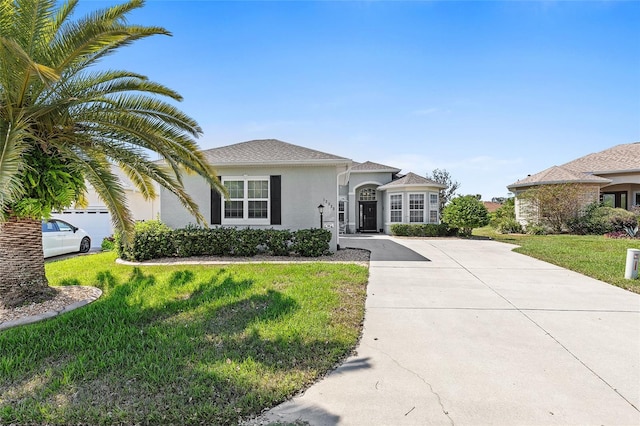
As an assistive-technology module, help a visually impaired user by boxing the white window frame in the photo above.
[359,187,377,201]
[389,193,403,223]
[409,193,425,223]
[221,176,270,225]
[428,192,439,224]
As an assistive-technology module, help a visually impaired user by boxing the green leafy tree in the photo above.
[442,195,490,237]
[0,0,223,307]
[426,168,460,214]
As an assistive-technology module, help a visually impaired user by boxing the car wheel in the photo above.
[79,237,91,253]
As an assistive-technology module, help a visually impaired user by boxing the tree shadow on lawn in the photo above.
[0,266,365,425]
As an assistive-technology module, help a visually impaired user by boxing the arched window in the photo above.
[359,188,377,201]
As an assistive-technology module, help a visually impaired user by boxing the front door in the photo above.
[359,201,377,232]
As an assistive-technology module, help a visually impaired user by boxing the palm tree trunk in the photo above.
[0,217,53,308]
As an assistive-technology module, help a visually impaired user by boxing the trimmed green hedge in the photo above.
[389,223,455,237]
[117,221,332,261]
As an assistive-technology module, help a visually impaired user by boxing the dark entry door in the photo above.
[359,201,377,232]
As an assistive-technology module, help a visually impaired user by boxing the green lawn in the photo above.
[0,252,368,425]
[474,227,640,294]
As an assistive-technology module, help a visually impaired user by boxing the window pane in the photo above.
[359,188,376,201]
[224,201,243,218]
[635,193,640,206]
[409,194,424,209]
[248,180,268,199]
[56,221,72,231]
[390,194,402,223]
[429,210,438,223]
[409,194,424,222]
[248,201,268,218]
[410,211,423,222]
[390,195,402,209]
[224,181,244,198]
[430,194,438,205]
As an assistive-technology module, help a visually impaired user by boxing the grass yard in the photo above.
[474,227,640,294]
[0,252,368,425]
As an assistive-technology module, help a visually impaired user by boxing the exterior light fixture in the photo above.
[317,204,324,229]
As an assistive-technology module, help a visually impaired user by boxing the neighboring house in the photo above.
[483,202,502,213]
[52,167,159,245]
[507,142,640,225]
[160,139,445,251]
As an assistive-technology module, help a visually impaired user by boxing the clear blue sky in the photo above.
[77,0,639,200]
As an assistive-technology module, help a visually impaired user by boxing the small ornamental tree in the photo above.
[442,195,489,237]
[519,183,596,233]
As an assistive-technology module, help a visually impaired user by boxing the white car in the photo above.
[42,219,91,258]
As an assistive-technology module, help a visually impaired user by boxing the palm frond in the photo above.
[62,149,134,243]
[0,120,29,219]
[1,0,220,233]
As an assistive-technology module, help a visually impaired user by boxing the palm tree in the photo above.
[0,0,223,307]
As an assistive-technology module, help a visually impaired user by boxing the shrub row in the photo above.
[389,223,456,237]
[568,204,638,235]
[116,221,332,261]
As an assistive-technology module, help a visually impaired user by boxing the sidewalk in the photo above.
[250,236,640,425]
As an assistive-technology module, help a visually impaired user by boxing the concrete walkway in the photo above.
[253,235,640,426]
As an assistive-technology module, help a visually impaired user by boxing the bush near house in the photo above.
[116,221,331,261]
[101,236,116,251]
[442,195,490,237]
[568,203,638,236]
[489,198,523,234]
[389,223,454,237]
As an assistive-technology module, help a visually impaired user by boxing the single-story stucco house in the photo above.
[507,142,640,225]
[160,139,445,251]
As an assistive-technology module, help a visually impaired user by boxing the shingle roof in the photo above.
[507,165,611,190]
[483,202,503,213]
[350,161,400,173]
[560,142,640,173]
[201,139,351,166]
[377,172,447,190]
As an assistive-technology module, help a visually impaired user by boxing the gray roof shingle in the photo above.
[508,165,611,190]
[201,139,351,166]
[378,172,446,190]
[560,142,640,173]
[507,142,639,189]
[350,161,400,173]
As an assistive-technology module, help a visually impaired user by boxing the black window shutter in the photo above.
[270,175,281,225]
[211,176,222,225]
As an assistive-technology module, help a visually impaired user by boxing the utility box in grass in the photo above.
[625,249,640,280]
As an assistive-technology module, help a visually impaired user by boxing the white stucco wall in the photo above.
[160,164,347,251]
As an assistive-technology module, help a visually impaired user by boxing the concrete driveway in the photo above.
[253,235,640,426]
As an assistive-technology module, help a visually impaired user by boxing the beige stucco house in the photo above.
[160,139,445,251]
[508,142,640,225]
